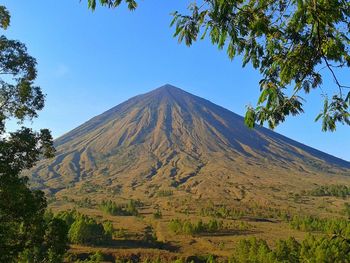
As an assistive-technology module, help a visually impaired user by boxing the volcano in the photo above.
[29,84,350,202]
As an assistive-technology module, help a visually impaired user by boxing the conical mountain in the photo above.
[30,84,350,202]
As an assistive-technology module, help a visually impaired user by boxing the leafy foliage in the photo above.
[200,204,290,221]
[87,0,350,131]
[68,216,109,245]
[289,215,350,237]
[0,6,10,29]
[231,235,350,263]
[153,208,162,219]
[74,251,104,263]
[309,184,350,197]
[9,210,68,263]
[100,200,139,216]
[143,225,158,244]
[168,218,223,235]
[344,202,350,217]
[0,5,64,262]
[57,210,113,245]
[86,0,137,11]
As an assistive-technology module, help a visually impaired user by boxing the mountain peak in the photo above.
[31,85,350,199]
[159,83,178,89]
[156,84,180,91]
[150,84,188,97]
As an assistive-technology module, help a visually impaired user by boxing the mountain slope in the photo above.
[29,84,350,202]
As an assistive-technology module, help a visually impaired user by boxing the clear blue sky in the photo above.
[4,1,350,161]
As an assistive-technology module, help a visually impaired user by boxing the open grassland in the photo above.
[47,181,350,262]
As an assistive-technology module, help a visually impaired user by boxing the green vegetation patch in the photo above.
[309,184,350,198]
[290,215,350,236]
[168,218,223,235]
[231,235,350,263]
[56,210,113,245]
[100,200,140,216]
[200,204,290,221]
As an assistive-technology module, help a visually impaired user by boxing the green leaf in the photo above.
[244,107,256,128]
[0,6,10,29]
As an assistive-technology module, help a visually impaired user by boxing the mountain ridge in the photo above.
[29,84,350,201]
[55,84,349,167]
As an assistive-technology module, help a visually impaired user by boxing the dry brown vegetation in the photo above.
[27,86,350,261]
[48,183,350,262]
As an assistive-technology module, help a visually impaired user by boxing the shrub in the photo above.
[289,215,350,237]
[56,211,113,245]
[168,218,223,235]
[100,200,139,216]
[200,204,290,221]
[153,209,162,219]
[344,202,350,217]
[68,215,109,245]
[231,235,350,262]
[75,197,93,208]
[102,221,114,239]
[156,190,173,197]
[74,251,104,263]
[309,185,350,198]
[143,225,158,243]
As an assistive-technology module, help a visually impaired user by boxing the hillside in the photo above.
[28,84,350,205]
[26,84,350,260]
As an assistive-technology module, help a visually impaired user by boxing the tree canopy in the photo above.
[231,235,350,263]
[86,0,350,131]
[0,5,67,262]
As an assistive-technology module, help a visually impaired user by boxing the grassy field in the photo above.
[48,181,350,262]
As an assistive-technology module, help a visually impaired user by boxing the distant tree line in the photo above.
[290,215,350,236]
[168,218,223,235]
[99,200,140,216]
[73,234,350,262]
[309,184,350,198]
[230,235,350,263]
[200,204,290,221]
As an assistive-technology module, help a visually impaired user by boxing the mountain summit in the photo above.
[30,84,350,201]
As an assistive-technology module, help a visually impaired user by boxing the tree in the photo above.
[230,235,350,262]
[0,5,67,262]
[86,0,350,131]
[68,215,111,245]
[44,217,69,263]
[274,237,301,263]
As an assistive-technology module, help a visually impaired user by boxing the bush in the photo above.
[17,216,69,263]
[74,251,104,263]
[57,210,113,245]
[156,190,173,197]
[102,221,114,239]
[68,215,110,245]
[75,197,93,208]
[168,219,223,235]
[143,225,158,243]
[289,215,350,236]
[344,203,350,217]
[153,209,162,219]
[231,238,274,263]
[231,235,350,263]
[100,200,139,216]
[309,184,350,198]
[200,204,290,221]
[56,209,79,228]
